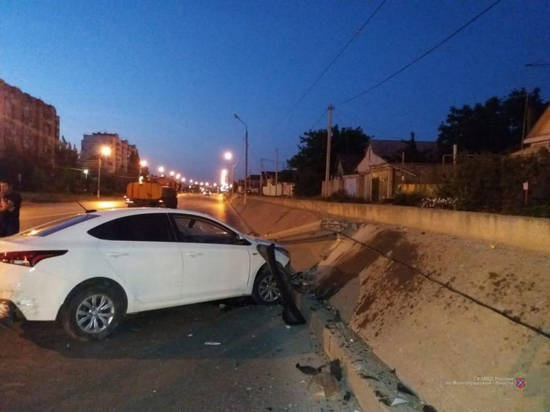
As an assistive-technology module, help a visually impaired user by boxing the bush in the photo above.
[393,192,424,206]
[439,150,550,216]
[326,190,369,203]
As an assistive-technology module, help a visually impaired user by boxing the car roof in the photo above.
[91,207,215,220]
[18,208,241,242]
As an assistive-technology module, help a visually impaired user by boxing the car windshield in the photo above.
[18,213,99,237]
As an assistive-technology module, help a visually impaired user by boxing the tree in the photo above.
[127,150,140,177]
[288,125,371,196]
[401,132,428,162]
[437,88,547,155]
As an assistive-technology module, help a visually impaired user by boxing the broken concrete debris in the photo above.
[329,359,342,381]
[296,363,322,376]
[397,381,417,396]
[308,372,340,398]
[391,397,408,406]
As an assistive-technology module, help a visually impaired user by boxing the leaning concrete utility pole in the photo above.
[324,105,334,192]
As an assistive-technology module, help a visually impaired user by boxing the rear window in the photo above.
[20,214,99,237]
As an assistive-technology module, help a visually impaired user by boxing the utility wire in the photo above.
[309,108,328,131]
[284,0,387,123]
[340,0,502,105]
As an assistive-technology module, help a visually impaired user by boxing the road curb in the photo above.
[294,293,422,412]
[224,195,257,235]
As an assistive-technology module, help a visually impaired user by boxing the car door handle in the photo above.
[107,252,129,258]
[185,252,203,258]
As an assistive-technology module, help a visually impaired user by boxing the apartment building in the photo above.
[0,79,59,162]
[81,132,138,174]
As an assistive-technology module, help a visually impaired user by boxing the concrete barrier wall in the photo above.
[245,196,550,254]
[231,195,550,411]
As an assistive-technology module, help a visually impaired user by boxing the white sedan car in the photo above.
[0,208,288,340]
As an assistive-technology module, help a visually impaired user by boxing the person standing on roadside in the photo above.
[0,181,22,236]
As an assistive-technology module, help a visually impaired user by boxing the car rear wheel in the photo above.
[61,284,125,341]
[252,266,281,305]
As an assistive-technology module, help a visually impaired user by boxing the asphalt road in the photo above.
[1,194,360,411]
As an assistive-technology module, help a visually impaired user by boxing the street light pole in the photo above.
[97,156,102,199]
[234,113,248,205]
[97,145,112,199]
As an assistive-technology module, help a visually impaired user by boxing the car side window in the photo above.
[171,214,238,244]
[88,214,175,242]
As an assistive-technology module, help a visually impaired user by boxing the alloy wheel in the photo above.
[258,274,281,303]
[75,294,115,334]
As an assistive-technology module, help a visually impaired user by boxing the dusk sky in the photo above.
[1,1,548,182]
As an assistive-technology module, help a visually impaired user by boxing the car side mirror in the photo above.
[235,234,251,245]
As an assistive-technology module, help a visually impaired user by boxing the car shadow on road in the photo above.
[15,298,310,360]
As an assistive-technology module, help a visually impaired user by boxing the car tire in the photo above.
[61,283,125,341]
[252,265,281,305]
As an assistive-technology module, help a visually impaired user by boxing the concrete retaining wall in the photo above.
[230,195,550,412]
[244,196,550,254]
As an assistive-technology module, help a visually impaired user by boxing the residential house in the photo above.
[323,139,446,201]
[514,105,550,155]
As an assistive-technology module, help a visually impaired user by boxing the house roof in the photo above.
[525,105,550,144]
[370,139,437,162]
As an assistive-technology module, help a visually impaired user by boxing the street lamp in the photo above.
[234,113,248,204]
[158,166,165,177]
[223,151,237,192]
[169,170,175,177]
[97,145,112,199]
[176,173,181,179]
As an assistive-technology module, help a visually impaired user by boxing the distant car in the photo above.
[0,208,289,341]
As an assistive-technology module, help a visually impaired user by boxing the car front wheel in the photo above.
[252,266,281,305]
[61,284,125,341]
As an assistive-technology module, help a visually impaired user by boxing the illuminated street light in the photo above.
[100,145,112,157]
[224,151,233,161]
[176,173,181,179]
[206,182,210,186]
[97,145,112,199]
[158,166,165,174]
[200,182,204,186]
[139,159,148,178]
[169,170,175,177]
[83,169,89,176]
[182,177,186,182]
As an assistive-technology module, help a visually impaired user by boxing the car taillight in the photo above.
[0,250,68,267]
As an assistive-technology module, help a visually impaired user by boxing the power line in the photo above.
[309,108,328,130]
[340,0,502,105]
[283,0,387,123]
